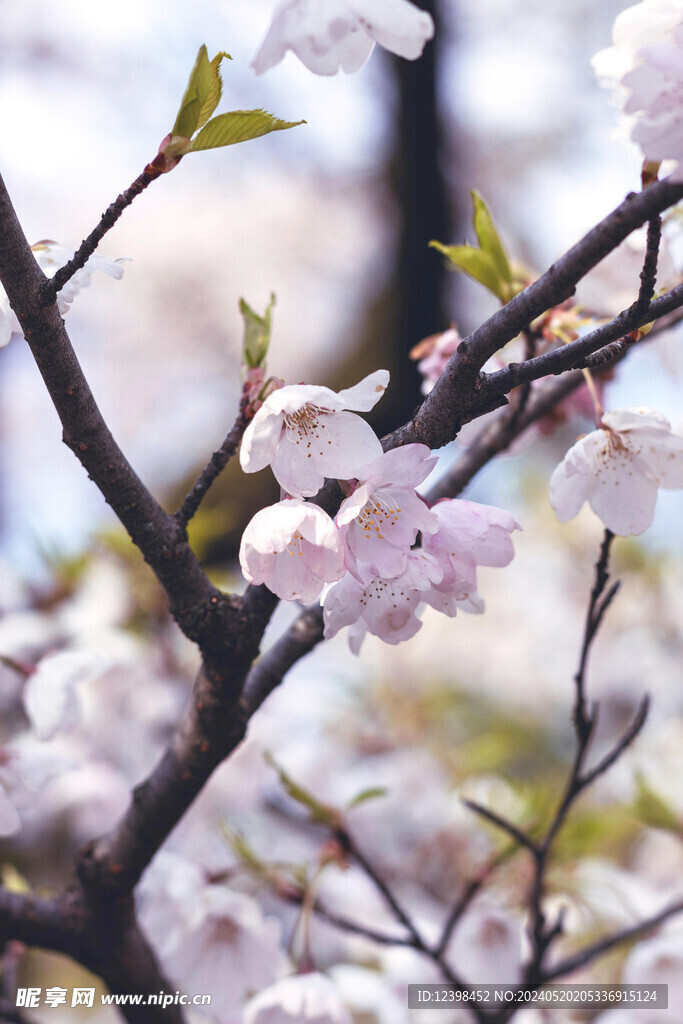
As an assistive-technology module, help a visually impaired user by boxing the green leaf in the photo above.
[240,293,275,369]
[196,51,231,132]
[430,241,506,302]
[633,773,682,834]
[266,753,340,828]
[172,46,231,138]
[191,110,305,152]
[346,787,388,811]
[471,190,512,288]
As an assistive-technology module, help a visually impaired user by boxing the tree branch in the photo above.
[175,393,251,528]
[40,168,161,303]
[392,178,683,450]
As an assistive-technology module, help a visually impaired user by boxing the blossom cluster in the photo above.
[238,370,520,651]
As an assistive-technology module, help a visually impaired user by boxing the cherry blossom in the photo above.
[240,499,346,602]
[410,325,461,396]
[243,972,353,1024]
[138,855,288,1020]
[22,650,109,741]
[323,551,443,653]
[253,0,434,77]
[0,241,128,348]
[550,407,683,536]
[336,444,438,580]
[240,370,389,498]
[593,0,683,178]
[423,499,522,596]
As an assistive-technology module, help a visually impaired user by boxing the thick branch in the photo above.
[0,172,240,669]
[0,888,184,1024]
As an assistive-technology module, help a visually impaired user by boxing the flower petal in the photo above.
[240,407,285,474]
[336,369,390,412]
[347,0,434,59]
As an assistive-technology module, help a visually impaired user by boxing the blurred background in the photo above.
[1,1,683,1021]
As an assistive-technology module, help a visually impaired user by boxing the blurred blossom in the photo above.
[410,326,461,396]
[139,854,289,1019]
[593,0,683,178]
[448,902,524,985]
[253,0,434,77]
[550,407,683,535]
[329,965,408,1024]
[242,972,352,1024]
[0,241,128,347]
[22,649,109,741]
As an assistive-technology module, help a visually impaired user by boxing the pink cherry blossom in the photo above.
[550,407,683,536]
[243,972,353,1024]
[410,326,461,396]
[240,500,346,603]
[323,552,442,653]
[422,499,522,594]
[252,0,434,77]
[240,370,389,498]
[336,444,438,580]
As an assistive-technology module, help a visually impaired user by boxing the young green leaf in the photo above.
[172,46,231,139]
[471,190,512,288]
[633,773,682,834]
[196,51,230,132]
[265,753,340,828]
[240,293,275,369]
[430,241,506,302]
[346,787,388,811]
[191,110,305,152]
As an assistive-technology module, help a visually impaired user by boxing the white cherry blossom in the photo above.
[23,650,109,741]
[240,370,389,498]
[253,0,434,77]
[550,407,683,536]
[243,972,352,1024]
[323,551,442,653]
[0,241,128,348]
[336,444,438,580]
[138,857,288,1021]
[593,0,683,177]
[240,499,346,602]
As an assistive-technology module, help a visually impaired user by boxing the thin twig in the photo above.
[435,851,510,958]
[631,215,662,315]
[461,800,539,854]
[542,898,683,982]
[573,529,615,741]
[40,168,161,303]
[176,395,251,528]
